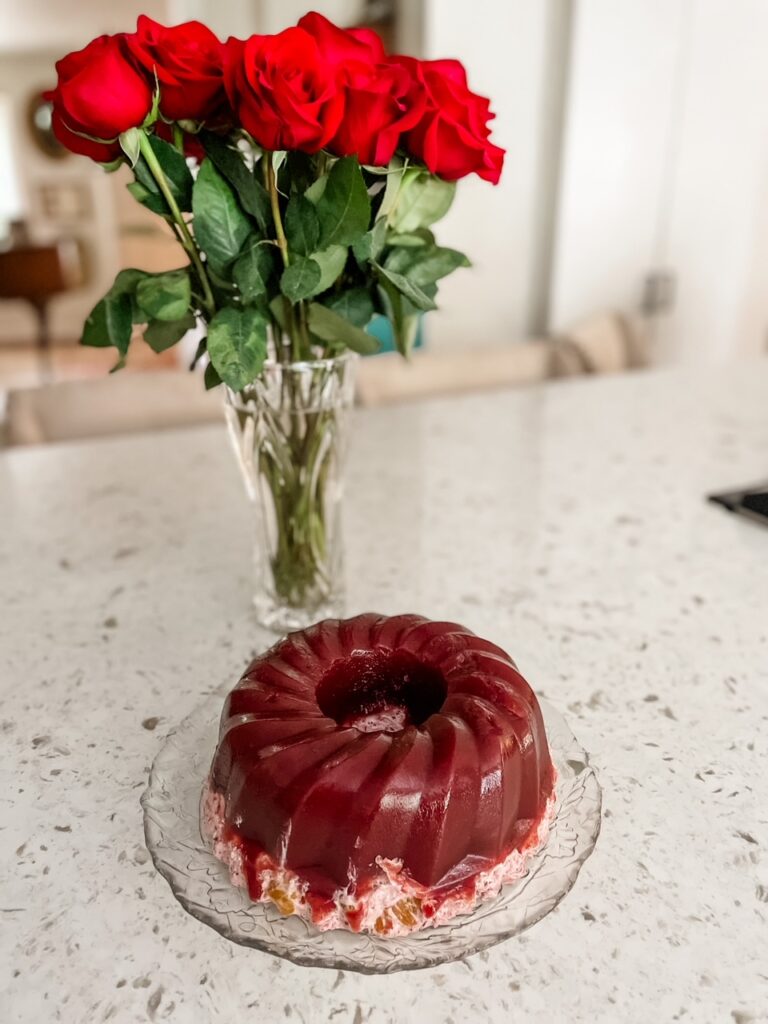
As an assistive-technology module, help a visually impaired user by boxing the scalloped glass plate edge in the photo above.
[142,693,602,974]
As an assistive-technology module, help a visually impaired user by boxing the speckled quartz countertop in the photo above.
[2,361,768,1023]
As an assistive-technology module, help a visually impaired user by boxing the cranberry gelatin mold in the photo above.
[202,613,557,937]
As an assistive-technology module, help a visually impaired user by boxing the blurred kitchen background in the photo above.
[1,0,767,439]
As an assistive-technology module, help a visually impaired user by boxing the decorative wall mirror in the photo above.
[27,90,68,160]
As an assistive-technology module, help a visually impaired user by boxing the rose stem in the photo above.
[137,130,216,320]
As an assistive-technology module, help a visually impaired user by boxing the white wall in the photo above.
[252,1,364,34]
[658,0,768,363]
[421,0,560,348]
[550,0,768,364]
[167,0,259,38]
[548,0,686,338]
[168,0,363,37]
[0,0,168,52]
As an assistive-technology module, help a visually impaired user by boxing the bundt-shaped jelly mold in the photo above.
[206,613,555,933]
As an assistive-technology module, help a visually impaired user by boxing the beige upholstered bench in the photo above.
[4,312,647,439]
[356,312,646,407]
[5,370,222,446]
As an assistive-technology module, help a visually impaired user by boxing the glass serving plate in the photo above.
[142,694,602,973]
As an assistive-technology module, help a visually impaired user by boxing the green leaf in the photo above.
[384,245,470,287]
[81,293,133,354]
[133,134,193,213]
[112,268,148,292]
[200,131,270,230]
[82,268,153,349]
[280,257,322,302]
[377,277,420,357]
[309,245,347,296]
[305,174,328,205]
[307,302,379,355]
[144,313,196,353]
[390,171,456,232]
[271,151,287,174]
[362,163,400,176]
[136,270,191,322]
[192,159,251,272]
[207,307,268,391]
[388,229,435,248]
[142,87,161,130]
[269,294,288,331]
[284,195,320,256]
[352,218,388,266]
[415,281,438,305]
[190,335,208,369]
[376,158,405,220]
[398,313,421,356]
[233,241,275,305]
[100,158,124,174]
[316,156,371,248]
[325,288,375,328]
[204,361,222,390]
[377,275,402,341]
[119,127,142,167]
[126,180,166,216]
[375,263,437,312]
[109,268,152,323]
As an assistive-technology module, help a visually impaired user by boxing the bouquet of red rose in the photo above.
[48,11,505,627]
[48,11,504,388]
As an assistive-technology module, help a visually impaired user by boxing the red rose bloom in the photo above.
[125,15,228,124]
[224,28,344,152]
[46,34,152,162]
[297,11,385,63]
[400,58,505,184]
[299,12,422,166]
[328,61,424,167]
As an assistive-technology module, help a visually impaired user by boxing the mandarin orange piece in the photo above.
[391,897,421,928]
[374,913,392,934]
[267,885,295,916]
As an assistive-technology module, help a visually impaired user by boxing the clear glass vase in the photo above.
[224,353,357,633]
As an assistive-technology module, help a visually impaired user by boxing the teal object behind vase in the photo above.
[366,315,425,354]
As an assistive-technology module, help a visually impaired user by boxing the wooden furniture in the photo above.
[0,239,83,378]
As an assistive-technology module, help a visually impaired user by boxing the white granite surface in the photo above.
[2,361,768,1024]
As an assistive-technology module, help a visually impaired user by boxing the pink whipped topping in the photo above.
[201,778,557,937]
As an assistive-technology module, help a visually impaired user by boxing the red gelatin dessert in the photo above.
[203,613,556,935]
